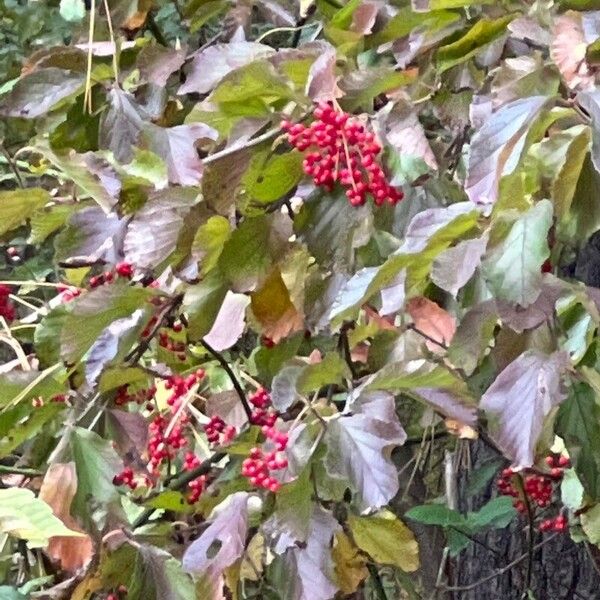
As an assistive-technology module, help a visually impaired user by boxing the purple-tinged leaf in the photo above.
[412,388,478,426]
[141,123,218,186]
[123,188,200,269]
[325,392,406,511]
[465,96,549,204]
[178,42,275,95]
[85,311,146,385]
[202,292,250,351]
[182,492,249,580]
[480,351,570,467]
[306,42,343,102]
[431,235,488,297]
[0,68,83,118]
[54,206,126,265]
[137,46,186,87]
[274,506,340,600]
[377,100,438,171]
[99,88,147,163]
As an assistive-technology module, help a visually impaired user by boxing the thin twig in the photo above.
[125,295,183,365]
[338,321,358,380]
[406,323,448,350]
[0,465,42,477]
[0,142,24,188]
[202,340,252,419]
[440,534,559,592]
[132,452,225,528]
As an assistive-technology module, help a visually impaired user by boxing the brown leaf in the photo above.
[332,531,367,594]
[250,270,304,343]
[39,463,93,572]
[406,296,456,352]
[551,12,596,91]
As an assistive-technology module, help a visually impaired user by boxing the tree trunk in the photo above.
[447,439,600,600]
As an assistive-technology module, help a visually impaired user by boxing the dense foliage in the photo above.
[5,0,600,598]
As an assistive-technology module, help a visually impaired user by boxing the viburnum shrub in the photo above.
[282,101,403,206]
[7,0,600,597]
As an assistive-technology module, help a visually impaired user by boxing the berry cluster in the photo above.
[496,454,570,532]
[0,284,16,322]
[204,415,237,446]
[282,102,403,207]
[89,262,134,288]
[113,370,207,503]
[240,388,289,492]
[115,384,156,407]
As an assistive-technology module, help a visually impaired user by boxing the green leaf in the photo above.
[0,369,64,408]
[28,204,76,244]
[241,149,304,206]
[59,0,85,22]
[562,469,585,510]
[69,427,123,529]
[219,214,290,291]
[406,504,465,527]
[348,510,419,572]
[369,8,460,46]
[0,403,64,458]
[0,189,48,235]
[297,354,351,394]
[183,270,228,340]
[0,587,27,600]
[582,503,600,545]
[122,149,168,189]
[483,200,553,307]
[268,468,313,543]
[436,16,514,73]
[61,283,151,363]
[556,382,600,500]
[0,487,83,548]
[192,216,231,275]
[340,68,417,112]
[208,61,298,117]
[0,68,83,118]
[466,496,516,529]
[365,362,461,392]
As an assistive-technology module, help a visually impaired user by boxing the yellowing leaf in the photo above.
[39,462,93,572]
[250,269,304,343]
[239,533,265,581]
[348,510,419,572]
[332,531,367,594]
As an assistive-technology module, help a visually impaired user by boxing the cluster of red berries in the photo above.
[241,446,287,493]
[248,387,278,428]
[112,467,138,490]
[113,370,207,503]
[114,384,156,407]
[204,415,237,446]
[0,284,16,322]
[241,388,289,492]
[106,585,128,600]
[282,102,403,207]
[497,455,571,532]
[89,262,134,288]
